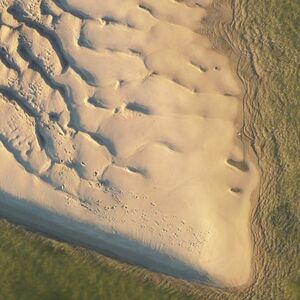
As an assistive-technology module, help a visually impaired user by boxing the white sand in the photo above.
[0,0,258,287]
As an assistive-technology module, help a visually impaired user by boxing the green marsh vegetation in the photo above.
[0,0,299,299]
[207,0,300,298]
[0,220,194,300]
[225,0,300,298]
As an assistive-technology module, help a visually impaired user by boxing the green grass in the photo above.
[0,220,195,300]
[0,0,299,299]
[212,0,300,298]
[230,1,300,298]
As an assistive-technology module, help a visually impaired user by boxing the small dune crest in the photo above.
[0,0,258,287]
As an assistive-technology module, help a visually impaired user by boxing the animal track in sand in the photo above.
[0,0,258,287]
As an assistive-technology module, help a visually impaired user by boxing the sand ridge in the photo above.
[0,0,258,287]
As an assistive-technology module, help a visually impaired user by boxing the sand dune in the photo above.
[0,0,258,287]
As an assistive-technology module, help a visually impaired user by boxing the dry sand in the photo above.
[0,0,258,287]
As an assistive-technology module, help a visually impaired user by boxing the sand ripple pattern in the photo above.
[0,0,258,287]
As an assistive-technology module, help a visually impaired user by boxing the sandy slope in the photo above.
[0,0,258,287]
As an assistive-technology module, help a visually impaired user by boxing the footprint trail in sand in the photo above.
[0,0,258,287]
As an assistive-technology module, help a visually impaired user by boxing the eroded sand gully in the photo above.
[0,0,258,287]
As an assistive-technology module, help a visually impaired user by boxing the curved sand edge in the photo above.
[202,2,263,287]
[0,0,259,287]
